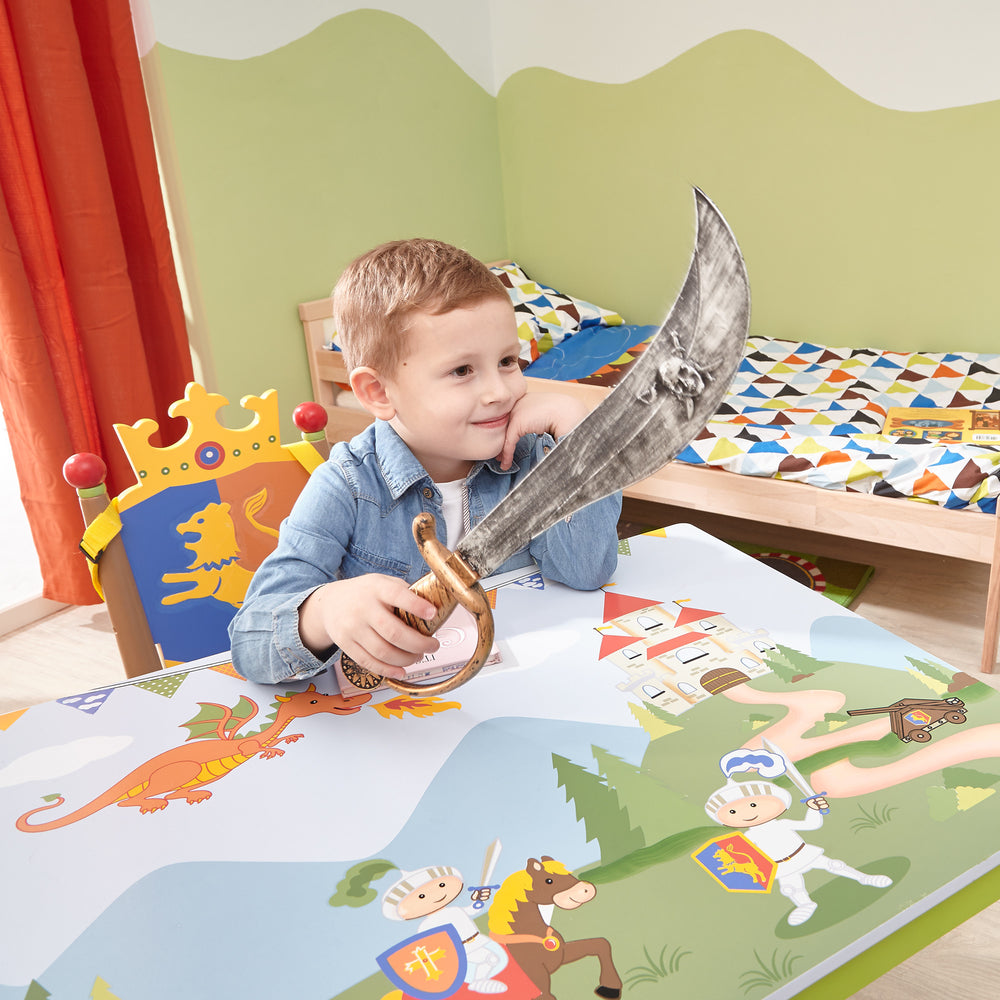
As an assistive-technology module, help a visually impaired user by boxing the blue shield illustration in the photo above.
[692,832,776,893]
[377,924,468,1000]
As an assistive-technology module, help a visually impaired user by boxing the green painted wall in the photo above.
[497,30,1000,353]
[154,19,999,427]
[155,11,505,429]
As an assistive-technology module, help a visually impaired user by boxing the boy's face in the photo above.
[379,297,525,482]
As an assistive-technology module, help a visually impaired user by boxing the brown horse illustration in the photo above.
[488,856,621,1000]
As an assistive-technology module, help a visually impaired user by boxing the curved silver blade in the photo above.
[459,188,750,578]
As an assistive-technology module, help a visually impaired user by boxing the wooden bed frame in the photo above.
[299,296,1000,674]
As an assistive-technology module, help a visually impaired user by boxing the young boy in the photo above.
[229,239,622,685]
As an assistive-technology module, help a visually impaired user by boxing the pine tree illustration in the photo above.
[905,656,954,687]
[763,643,834,683]
[942,765,1000,789]
[802,711,852,737]
[628,700,683,740]
[552,753,644,863]
[22,983,50,1000]
[591,746,705,843]
[90,977,122,999]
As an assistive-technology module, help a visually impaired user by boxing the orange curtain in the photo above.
[0,0,193,605]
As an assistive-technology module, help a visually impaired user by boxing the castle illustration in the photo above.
[596,591,775,713]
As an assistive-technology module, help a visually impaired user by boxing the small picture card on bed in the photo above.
[884,406,1000,443]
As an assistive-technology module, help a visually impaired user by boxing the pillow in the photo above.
[490,262,623,364]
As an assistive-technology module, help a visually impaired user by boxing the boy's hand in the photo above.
[299,575,440,679]
[498,392,588,470]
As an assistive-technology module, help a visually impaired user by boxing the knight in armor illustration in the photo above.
[382,864,509,993]
[705,745,893,925]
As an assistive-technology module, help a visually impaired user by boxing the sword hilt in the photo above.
[339,513,495,696]
[468,884,500,909]
[802,791,829,814]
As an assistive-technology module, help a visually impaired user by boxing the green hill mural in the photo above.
[155,11,506,425]
[497,30,1000,354]
[150,16,1000,418]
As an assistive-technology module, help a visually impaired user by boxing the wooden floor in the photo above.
[1,520,998,999]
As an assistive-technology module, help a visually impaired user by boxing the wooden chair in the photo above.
[62,383,330,678]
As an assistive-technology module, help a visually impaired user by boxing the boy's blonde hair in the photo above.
[332,238,509,373]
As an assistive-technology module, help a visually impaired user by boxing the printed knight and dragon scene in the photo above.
[3,522,1000,1000]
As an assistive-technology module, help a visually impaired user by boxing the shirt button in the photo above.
[422,487,434,499]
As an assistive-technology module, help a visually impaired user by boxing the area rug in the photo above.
[726,541,875,607]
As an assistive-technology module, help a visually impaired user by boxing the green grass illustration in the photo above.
[850,801,898,832]
[738,949,803,995]
[624,943,692,987]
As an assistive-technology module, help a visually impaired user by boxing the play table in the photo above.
[1,524,998,999]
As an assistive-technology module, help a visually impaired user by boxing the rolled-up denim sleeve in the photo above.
[228,462,354,684]
[529,490,622,590]
[229,586,338,684]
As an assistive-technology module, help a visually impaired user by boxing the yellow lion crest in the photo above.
[713,846,768,886]
[160,489,278,607]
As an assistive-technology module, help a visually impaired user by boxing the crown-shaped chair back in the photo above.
[64,383,329,676]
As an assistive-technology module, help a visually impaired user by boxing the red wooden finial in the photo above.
[63,452,107,490]
[293,401,328,434]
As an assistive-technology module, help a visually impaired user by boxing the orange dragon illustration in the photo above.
[16,684,368,833]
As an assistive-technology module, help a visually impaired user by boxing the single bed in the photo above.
[298,262,1000,673]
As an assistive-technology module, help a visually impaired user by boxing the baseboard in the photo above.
[0,596,67,638]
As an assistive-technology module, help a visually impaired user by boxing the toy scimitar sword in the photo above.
[343,188,751,695]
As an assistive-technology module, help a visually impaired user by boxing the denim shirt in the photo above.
[229,420,622,684]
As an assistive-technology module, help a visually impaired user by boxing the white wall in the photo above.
[488,0,1000,110]
[136,0,497,91]
[137,0,1000,109]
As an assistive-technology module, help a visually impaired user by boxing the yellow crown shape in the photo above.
[114,383,291,510]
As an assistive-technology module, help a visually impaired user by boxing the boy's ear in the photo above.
[349,367,396,419]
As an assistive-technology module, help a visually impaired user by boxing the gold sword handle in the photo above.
[339,513,495,696]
